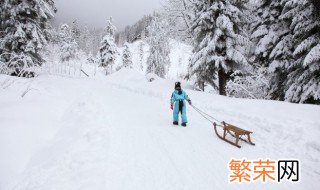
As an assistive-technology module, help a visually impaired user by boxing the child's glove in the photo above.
[170,104,173,110]
[188,99,192,105]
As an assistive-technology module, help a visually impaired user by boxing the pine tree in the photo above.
[104,17,116,37]
[249,0,291,100]
[146,17,170,78]
[250,0,320,103]
[280,0,320,103]
[99,17,118,74]
[122,42,133,68]
[250,1,288,67]
[79,24,90,53]
[71,19,81,43]
[0,0,56,76]
[139,41,144,70]
[99,36,118,70]
[59,24,78,62]
[188,0,250,95]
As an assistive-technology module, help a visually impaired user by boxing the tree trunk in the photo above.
[218,66,227,96]
[198,80,205,91]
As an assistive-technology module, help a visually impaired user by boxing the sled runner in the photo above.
[213,122,255,148]
[191,104,255,148]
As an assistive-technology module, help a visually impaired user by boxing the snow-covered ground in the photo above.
[1,68,320,190]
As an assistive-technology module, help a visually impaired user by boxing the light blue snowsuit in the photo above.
[171,90,189,123]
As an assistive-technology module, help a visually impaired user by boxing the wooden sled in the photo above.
[213,122,255,148]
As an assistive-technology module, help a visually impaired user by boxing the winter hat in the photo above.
[175,82,181,90]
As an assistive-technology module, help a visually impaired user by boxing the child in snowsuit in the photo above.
[170,82,192,127]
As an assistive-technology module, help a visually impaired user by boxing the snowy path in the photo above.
[1,70,320,190]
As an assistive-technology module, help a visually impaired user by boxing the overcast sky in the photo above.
[54,0,162,31]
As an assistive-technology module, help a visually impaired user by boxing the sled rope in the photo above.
[190,105,223,127]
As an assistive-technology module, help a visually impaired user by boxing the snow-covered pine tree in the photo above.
[104,17,117,37]
[0,0,56,76]
[146,16,170,78]
[279,0,320,104]
[99,17,118,74]
[247,0,287,100]
[226,65,269,99]
[250,0,288,67]
[59,24,78,62]
[79,24,89,54]
[188,0,250,95]
[99,36,118,70]
[139,41,144,70]
[122,42,133,68]
[249,0,292,100]
[71,19,81,44]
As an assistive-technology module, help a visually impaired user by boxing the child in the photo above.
[170,82,192,127]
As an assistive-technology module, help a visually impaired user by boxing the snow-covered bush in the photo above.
[146,73,158,82]
[226,67,269,99]
[0,59,7,74]
[87,53,96,65]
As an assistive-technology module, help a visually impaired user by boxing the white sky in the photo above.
[54,0,162,30]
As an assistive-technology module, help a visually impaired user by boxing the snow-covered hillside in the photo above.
[1,68,320,190]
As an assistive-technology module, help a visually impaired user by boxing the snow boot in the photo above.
[182,123,187,127]
[173,121,178,125]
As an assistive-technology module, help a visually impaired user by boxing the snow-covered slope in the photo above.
[0,69,320,190]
